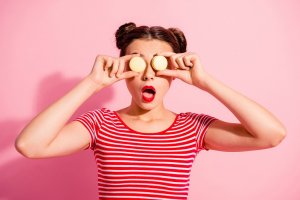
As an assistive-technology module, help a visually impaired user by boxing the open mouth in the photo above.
[141,86,156,102]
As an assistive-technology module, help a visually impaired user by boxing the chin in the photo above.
[138,102,157,111]
[134,99,160,111]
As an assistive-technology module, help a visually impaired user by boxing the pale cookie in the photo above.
[151,56,168,71]
[129,57,146,72]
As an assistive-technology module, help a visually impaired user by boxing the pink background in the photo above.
[0,0,299,199]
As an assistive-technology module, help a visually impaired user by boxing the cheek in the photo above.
[159,78,173,94]
[125,79,139,96]
[164,77,173,87]
[125,79,133,91]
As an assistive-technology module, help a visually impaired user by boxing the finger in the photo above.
[156,69,179,78]
[116,59,125,78]
[121,54,140,71]
[121,54,140,62]
[168,54,180,70]
[119,71,140,79]
[156,52,176,57]
[95,55,106,65]
[176,56,190,70]
[104,57,113,71]
[183,56,193,67]
[110,59,119,77]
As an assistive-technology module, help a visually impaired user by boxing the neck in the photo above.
[124,99,169,121]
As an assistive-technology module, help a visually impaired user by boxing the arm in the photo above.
[199,73,287,151]
[15,77,100,158]
[156,52,287,152]
[15,55,138,158]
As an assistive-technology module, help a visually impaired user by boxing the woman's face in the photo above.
[124,39,174,110]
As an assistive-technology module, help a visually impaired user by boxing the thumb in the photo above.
[156,69,179,78]
[120,71,140,79]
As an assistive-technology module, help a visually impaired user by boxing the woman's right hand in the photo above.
[87,54,140,92]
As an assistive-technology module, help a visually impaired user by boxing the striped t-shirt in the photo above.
[75,107,217,200]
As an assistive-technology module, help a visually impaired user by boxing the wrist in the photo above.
[194,72,213,92]
[82,76,104,94]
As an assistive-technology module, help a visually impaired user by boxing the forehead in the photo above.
[125,39,173,55]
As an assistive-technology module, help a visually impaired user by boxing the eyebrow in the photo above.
[131,52,158,57]
[131,52,144,56]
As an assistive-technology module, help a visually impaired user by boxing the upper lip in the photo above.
[142,85,156,93]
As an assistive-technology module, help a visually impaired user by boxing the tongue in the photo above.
[142,91,154,98]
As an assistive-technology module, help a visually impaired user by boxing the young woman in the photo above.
[15,22,286,199]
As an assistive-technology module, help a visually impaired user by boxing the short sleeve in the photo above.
[74,109,102,150]
[195,114,217,152]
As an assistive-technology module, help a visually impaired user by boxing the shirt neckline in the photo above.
[113,111,179,134]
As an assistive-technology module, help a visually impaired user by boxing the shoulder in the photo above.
[178,111,209,119]
[99,107,114,114]
[86,107,114,114]
[79,107,115,120]
[178,111,217,124]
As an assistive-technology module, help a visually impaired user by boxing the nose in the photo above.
[142,64,155,81]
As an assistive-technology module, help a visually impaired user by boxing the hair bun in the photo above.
[115,22,136,49]
[168,27,187,52]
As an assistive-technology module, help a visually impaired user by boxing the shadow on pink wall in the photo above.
[0,73,114,200]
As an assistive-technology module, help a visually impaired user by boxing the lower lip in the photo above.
[142,93,155,103]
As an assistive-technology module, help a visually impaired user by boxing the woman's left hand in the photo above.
[156,52,208,90]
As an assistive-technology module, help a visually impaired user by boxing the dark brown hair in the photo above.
[115,22,187,56]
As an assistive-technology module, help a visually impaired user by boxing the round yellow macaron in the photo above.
[129,57,146,72]
[151,56,168,71]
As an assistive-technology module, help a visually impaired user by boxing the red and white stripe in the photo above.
[75,108,216,200]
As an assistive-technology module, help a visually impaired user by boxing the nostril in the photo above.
[143,68,155,80]
[143,76,154,81]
